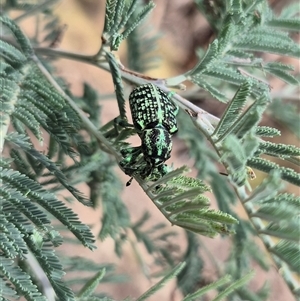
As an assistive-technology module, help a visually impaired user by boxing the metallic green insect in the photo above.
[120,83,179,184]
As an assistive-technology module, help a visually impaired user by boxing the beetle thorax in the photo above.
[141,126,172,166]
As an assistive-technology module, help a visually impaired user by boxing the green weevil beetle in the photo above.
[120,83,179,184]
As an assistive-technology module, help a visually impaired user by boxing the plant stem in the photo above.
[34,47,219,132]
[34,47,98,63]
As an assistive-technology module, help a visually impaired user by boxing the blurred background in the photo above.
[15,0,299,300]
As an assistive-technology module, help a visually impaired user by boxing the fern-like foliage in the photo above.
[245,173,300,276]
[1,0,300,300]
[178,0,299,103]
[1,16,90,204]
[126,1,161,73]
[164,1,299,298]
[0,14,97,301]
[0,163,95,300]
[142,168,238,236]
[103,0,155,51]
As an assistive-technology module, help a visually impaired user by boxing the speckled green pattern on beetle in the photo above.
[129,84,178,134]
[120,83,179,184]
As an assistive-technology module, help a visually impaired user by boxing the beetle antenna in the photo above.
[126,177,134,186]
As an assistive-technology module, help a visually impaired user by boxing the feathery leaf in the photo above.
[213,80,252,139]
[247,157,300,186]
[271,241,300,274]
[255,126,281,137]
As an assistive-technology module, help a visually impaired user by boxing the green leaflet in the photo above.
[77,268,106,298]
[0,258,47,301]
[127,15,160,72]
[213,80,252,139]
[106,52,127,121]
[0,15,33,57]
[230,93,269,139]
[186,40,219,77]
[236,27,300,57]
[103,0,155,51]
[255,126,281,137]
[247,157,300,186]
[257,141,300,158]
[1,166,96,249]
[191,76,228,102]
[134,166,238,237]
[264,62,299,85]
[271,241,300,274]
[136,262,186,301]
[203,63,246,86]
[0,39,27,65]
[261,223,300,241]
[267,18,300,32]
